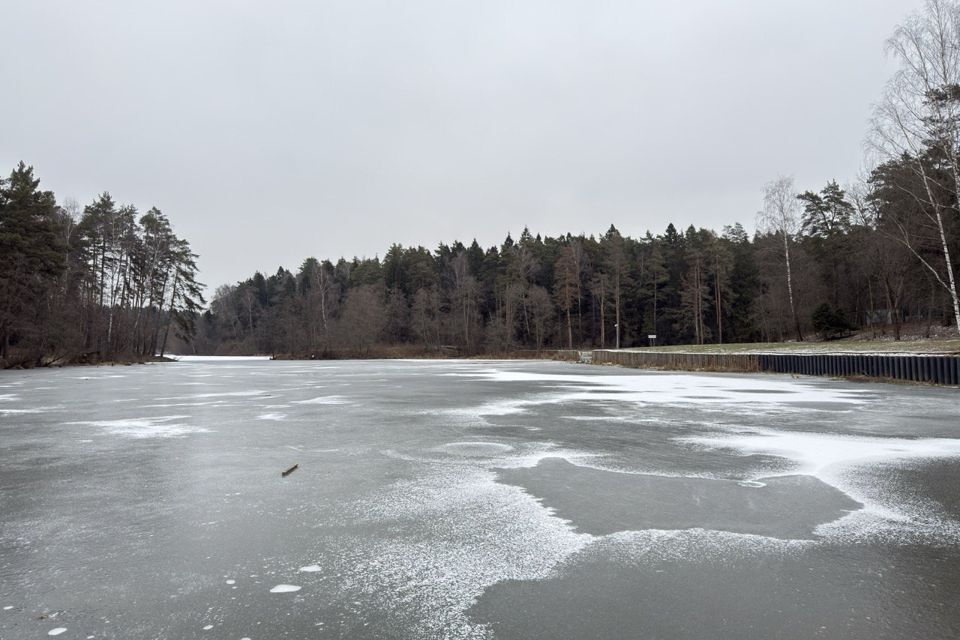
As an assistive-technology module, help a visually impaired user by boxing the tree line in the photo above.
[0,162,203,367]
[190,168,956,358]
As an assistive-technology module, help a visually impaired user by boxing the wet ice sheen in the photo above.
[496,457,860,538]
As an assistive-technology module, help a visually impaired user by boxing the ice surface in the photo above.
[497,457,859,538]
[682,428,960,541]
[3,358,959,639]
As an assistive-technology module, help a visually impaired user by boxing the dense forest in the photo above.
[0,162,203,367]
[190,169,958,358]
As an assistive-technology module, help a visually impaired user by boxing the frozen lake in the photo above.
[2,358,960,639]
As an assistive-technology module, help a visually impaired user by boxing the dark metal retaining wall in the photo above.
[592,350,960,386]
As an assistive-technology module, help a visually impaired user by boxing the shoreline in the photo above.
[1,354,176,370]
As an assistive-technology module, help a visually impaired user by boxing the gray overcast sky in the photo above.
[1,0,921,292]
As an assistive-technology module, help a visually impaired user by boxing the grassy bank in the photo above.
[627,338,960,355]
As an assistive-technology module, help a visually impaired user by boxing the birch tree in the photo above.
[869,0,960,333]
[758,176,804,341]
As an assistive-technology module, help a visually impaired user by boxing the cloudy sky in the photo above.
[1,0,921,291]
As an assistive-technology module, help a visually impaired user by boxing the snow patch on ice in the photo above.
[581,527,812,568]
[299,564,321,572]
[293,396,347,405]
[452,370,870,415]
[258,413,286,421]
[346,459,593,638]
[269,584,302,593]
[68,415,209,438]
[157,390,267,400]
[48,628,67,636]
[140,400,225,408]
[682,429,960,479]
[436,442,515,456]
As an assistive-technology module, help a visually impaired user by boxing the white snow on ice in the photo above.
[68,415,209,438]
[292,396,347,405]
[140,401,226,408]
[436,369,869,424]
[269,584,302,593]
[682,429,960,479]
[299,565,321,572]
[156,390,268,400]
[482,369,868,407]
[48,629,67,636]
[347,449,593,639]
[436,442,515,456]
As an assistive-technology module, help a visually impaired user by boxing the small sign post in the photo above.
[648,334,657,347]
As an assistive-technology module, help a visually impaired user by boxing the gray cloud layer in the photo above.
[1,0,920,290]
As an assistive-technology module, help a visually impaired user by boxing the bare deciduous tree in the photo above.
[869,0,960,333]
[758,176,804,341]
